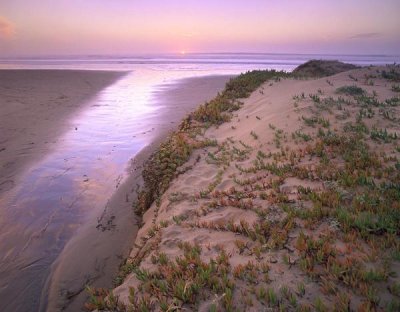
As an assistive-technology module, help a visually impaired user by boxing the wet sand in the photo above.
[0,69,126,195]
[45,75,233,312]
[0,71,232,311]
[0,69,126,312]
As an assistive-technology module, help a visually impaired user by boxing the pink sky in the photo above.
[0,0,399,56]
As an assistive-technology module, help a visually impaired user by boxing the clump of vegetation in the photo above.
[370,127,398,143]
[191,70,289,125]
[87,244,237,311]
[382,68,400,82]
[250,131,258,140]
[302,116,330,128]
[135,133,216,214]
[349,74,358,82]
[336,85,366,96]
[292,130,312,142]
[292,60,358,78]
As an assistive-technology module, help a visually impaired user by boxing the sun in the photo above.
[180,50,186,55]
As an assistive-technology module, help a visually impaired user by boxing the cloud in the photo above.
[350,32,381,39]
[0,16,15,39]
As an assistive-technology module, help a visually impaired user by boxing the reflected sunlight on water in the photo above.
[0,66,232,312]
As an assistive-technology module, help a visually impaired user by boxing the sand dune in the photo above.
[110,65,400,311]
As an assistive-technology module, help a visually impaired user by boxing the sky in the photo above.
[0,0,399,56]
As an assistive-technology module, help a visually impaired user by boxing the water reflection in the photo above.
[0,72,149,310]
[0,68,232,311]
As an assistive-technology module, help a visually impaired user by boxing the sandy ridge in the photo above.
[106,65,400,311]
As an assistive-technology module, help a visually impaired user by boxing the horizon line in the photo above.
[1,51,400,59]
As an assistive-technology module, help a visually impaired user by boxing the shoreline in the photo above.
[0,69,127,312]
[0,69,126,196]
[0,69,232,312]
[40,74,233,311]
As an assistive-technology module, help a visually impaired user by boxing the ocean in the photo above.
[0,52,399,72]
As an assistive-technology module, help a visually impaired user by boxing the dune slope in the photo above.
[94,65,400,311]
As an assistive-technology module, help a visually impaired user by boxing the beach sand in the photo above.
[0,70,126,195]
[39,74,232,311]
[111,65,400,311]
[0,70,232,311]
